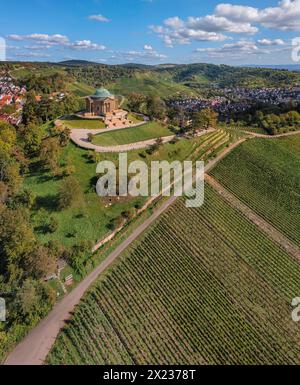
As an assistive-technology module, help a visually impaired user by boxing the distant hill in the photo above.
[58,60,99,67]
[244,64,300,72]
[119,63,154,69]
[3,61,300,98]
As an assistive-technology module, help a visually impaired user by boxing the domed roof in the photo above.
[91,88,113,99]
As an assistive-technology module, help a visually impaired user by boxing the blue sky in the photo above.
[1,0,300,65]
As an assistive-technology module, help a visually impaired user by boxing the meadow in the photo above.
[47,185,300,365]
[210,135,300,247]
[92,122,173,146]
[25,143,141,248]
[25,129,232,249]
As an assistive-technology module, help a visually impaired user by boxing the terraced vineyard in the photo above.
[211,135,300,247]
[47,185,300,365]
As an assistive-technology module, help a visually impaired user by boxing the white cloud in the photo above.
[144,44,153,50]
[8,33,69,45]
[69,40,106,51]
[88,14,111,23]
[15,52,51,58]
[164,17,185,29]
[150,22,228,47]
[109,49,167,63]
[7,33,106,52]
[257,38,285,46]
[194,39,289,60]
[187,15,258,34]
[24,44,52,50]
[215,4,259,23]
[215,1,300,31]
[196,40,261,58]
[151,1,300,48]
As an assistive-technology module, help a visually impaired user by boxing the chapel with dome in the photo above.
[85,88,119,116]
[84,88,130,127]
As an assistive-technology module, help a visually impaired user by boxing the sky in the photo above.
[1,0,300,65]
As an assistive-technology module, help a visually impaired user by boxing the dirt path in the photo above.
[4,136,242,366]
[238,129,300,139]
[205,174,300,261]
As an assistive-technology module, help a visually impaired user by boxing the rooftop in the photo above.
[91,88,113,99]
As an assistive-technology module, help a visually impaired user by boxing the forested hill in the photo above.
[2,61,300,98]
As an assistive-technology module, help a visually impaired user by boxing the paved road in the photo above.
[4,136,242,366]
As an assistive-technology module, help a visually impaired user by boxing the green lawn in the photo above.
[24,130,215,248]
[60,116,106,129]
[92,122,173,146]
[128,113,144,124]
[24,143,142,248]
[24,130,228,249]
[211,134,300,246]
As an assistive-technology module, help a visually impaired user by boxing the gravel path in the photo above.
[70,127,215,153]
[70,128,176,152]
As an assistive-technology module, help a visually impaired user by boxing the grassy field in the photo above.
[25,143,141,248]
[92,122,173,146]
[60,116,106,129]
[25,129,232,249]
[47,184,300,365]
[210,135,300,247]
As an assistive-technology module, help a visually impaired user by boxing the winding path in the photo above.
[70,127,176,153]
[70,127,216,153]
[237,129,300,139]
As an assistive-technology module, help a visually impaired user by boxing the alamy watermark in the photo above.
[291,297,300,323]
[96,153,205,208]
[292,38,300,63]
[0,298,6,322]
[0,37,6,61]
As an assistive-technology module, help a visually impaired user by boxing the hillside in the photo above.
[47,185,300,365]
[3,61,300,99]
[210,135,300,246]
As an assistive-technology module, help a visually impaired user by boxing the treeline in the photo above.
[66,65,137,88]
[163,63,300,88]
[0,111,93,359]
[227,103,300,135]
[0,119,58,359]
[22,92,83,126]
[256,110,300,135]
[23,72,67,94]
[127,93,167,120]
[127,92,218,135]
